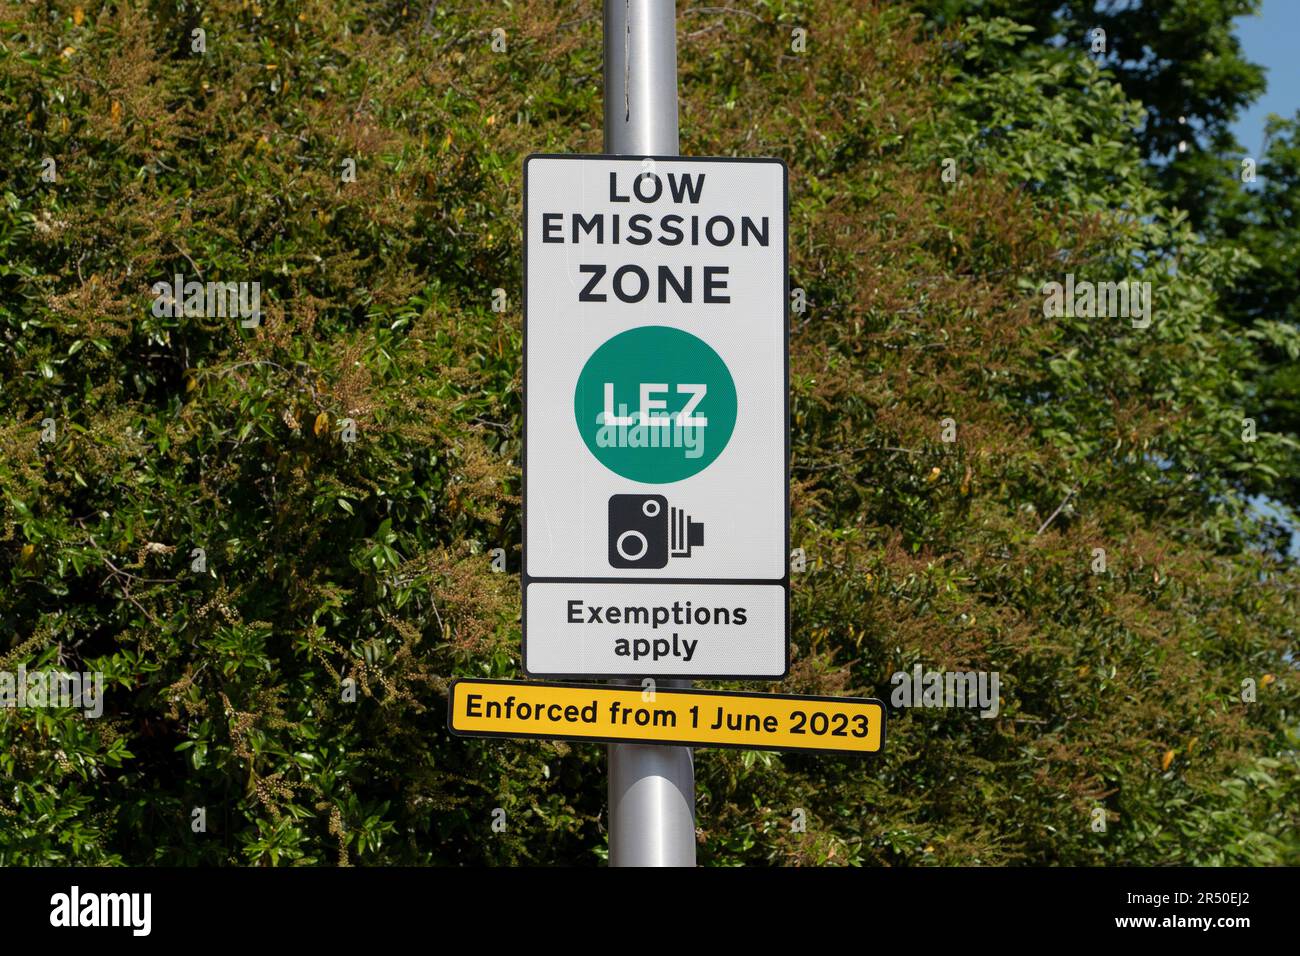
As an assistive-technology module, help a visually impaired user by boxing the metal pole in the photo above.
[602,0,696,868]
[604,0,680,156]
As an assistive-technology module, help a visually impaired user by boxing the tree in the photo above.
[1,0,1295,867]
[1216,113,1300,497]
[915,0,1300,507]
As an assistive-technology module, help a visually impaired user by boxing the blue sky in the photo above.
[1231,2,1300,557]
[1231,1,1300,157]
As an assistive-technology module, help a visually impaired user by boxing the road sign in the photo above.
[523,154,789,679]
[448,679,885,755]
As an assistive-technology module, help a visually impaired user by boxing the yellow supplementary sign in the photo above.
[447,679,885,755]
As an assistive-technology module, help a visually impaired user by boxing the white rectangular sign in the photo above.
[522,154,788,678]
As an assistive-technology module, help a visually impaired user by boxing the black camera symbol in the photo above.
[608,494,704,569]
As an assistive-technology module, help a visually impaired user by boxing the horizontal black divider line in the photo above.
[523,576,788,586]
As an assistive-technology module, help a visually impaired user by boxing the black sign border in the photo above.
[520,153,791,682]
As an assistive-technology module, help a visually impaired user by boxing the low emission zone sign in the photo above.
[449,679,885,755]
[523,154,789,679]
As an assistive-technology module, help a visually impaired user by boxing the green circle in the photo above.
[574,326,737,484]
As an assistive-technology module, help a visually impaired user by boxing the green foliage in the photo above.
[1216,112,1300,496]
[915,0,1300,507]
[917,0,1268,217]
[1,0,1296,866]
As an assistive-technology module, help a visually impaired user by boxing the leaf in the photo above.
[313,411,330,436]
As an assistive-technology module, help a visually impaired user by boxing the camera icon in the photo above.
[608,494,704,569]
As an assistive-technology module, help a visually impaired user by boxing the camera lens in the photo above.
[615,530,649,562]
[608,494,669,569]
